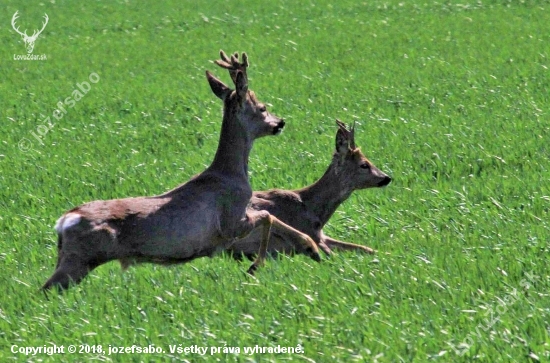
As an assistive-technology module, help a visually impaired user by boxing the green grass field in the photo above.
[1,0,549,361]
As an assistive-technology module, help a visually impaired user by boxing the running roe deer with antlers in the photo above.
[11,11,49,54]
[42,50,321,290]
[227,120,391,260]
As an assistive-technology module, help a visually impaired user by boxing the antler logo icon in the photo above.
[11,11,49,54]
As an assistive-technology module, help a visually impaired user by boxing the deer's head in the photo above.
[333,120,392,190]
[11,11,49,54]
[206,50,285,139]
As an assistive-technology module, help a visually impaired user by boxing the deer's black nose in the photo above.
[273,119,285,135]
[378,176,392,187]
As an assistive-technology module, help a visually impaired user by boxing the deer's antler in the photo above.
[215,50,249,84]
[11,11,27,37]
[11,12,48,40]
[336,119,356,150]
[349,121,356,149]
[31,14,49,38]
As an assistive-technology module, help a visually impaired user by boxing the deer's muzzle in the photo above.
[273,120,285,135]
[378,176,392,187]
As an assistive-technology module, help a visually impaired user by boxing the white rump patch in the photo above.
[54,212,82,233]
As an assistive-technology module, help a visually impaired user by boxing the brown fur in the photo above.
[42,51,320,291]
[228,120,392,260]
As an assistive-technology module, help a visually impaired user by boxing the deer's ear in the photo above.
[335,119,351,154]
[335,128,350,154]
[206,71,230,100]
[235,71,248,102]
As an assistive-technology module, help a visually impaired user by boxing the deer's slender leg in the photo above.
[317,241,333,256]
[241,211,321,274]
[322,235,375,254]
[42,255,94,291]
[247,212,273,274]
[269,218,322,261]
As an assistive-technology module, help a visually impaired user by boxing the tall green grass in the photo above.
[1,0,549,361]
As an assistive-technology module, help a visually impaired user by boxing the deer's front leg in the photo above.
[317,241,333,256]
[322,235,375,254]
[243,211,321,275]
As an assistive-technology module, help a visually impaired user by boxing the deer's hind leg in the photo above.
[42,254,94,291]
[42,226,118,291]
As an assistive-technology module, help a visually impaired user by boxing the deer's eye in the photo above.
[360,163,370,170]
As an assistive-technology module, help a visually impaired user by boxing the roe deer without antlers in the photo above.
[42,50,320,291]
[227,120,391,260]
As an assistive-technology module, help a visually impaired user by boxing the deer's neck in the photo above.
[209,112,252,180]
[297,160,352,227]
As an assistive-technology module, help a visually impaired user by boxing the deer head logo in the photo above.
[11,11,49,54]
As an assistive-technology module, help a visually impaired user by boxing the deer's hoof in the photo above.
[309,249,322,263]
[247,264,258,275]
[363,247,376,254]
[318,242,333,257]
